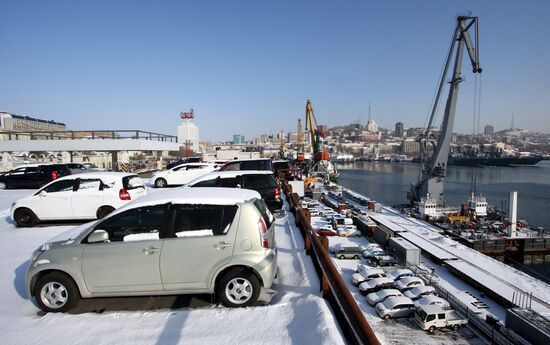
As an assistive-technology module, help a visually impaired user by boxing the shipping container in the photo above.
[388,237,421,266]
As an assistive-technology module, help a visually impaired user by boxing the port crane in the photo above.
[408,16,482,205]
[304,99,334,181]
[296,118,305,161]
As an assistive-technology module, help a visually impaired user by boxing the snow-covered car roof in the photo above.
[114,187,261,214]
[414,295,449,307]
[185,170,274,186]
[53,172,137,181]
[362,277,394,288]
[405,285,436,296]
[372,289,402,300]
[170,162,215,170]
[381,296,414,308]
[388,268,413,279]
[397,276,423,285]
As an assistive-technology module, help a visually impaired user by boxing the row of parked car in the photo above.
[8,158,285,228]
[14,158,286,313]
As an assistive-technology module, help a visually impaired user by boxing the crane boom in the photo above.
[408,16,482,204]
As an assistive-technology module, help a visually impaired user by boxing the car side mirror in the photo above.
[88,230,109,243]
[39,190,47,197]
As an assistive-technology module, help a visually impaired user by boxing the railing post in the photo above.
[319,236,330,297]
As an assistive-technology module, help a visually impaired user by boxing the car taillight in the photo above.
[51,170,57,180]
[258,216,269,248]
[274,186,281,200]
[119,188,131,200]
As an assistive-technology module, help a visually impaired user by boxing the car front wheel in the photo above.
[35,272,80,312]
[217,268,260,308]
[155,178,167,188]
[14,208,37,227]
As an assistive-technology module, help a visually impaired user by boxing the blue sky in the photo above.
[1,0,549,141]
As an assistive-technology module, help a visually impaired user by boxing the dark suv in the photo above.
[0,164,71,189]
[186,170,283,212]
[218,158,273,172]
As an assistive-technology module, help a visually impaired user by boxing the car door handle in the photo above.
[142,246,160,255]
[213,242,231,250]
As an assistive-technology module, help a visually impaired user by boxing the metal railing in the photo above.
[282,180,380,345]
[0,130,177,142]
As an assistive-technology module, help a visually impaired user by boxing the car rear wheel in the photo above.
[155,178,167,188]
[0,182,6,189]
[384,314,390,320]
[338,255,345,259]
[35,272,80,312]
[217,268,260,308]
[428,326,436,333]
[14,208,37,227]
[96,206,115,219]
[354,255,360,260]
[452,324,460,331]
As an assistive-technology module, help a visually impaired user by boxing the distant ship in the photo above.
[448,154,543,167]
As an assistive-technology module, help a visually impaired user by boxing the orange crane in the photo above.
[304,99,330,161]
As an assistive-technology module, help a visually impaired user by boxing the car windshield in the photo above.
[417,309,428,321]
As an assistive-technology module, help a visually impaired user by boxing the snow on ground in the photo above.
[310,216,485,345]
[0,189,345,345]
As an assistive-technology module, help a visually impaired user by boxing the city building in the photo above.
[401,139,420,154]
[395,122,404,137]
[366,120,378,133]
[233,134,245,145]
[484,125,494,136]
[0,112,66,132]
[177,110,200,152]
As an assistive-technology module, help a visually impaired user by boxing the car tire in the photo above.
[217,268,260,308]
[34,272,80,313]
[384,314,390,320]
[452,324,460,331]
[428,326,436,333]
[0,181,6,189]
[338,255,345,259]
[354,255,360,260]
[14,208,38,227]
[155,178,167,188]
[96,206,115,219]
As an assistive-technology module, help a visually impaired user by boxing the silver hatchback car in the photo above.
[26,188,278,312]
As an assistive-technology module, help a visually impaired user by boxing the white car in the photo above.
[359,277,396,295]
[396,276,425,291]
[387,268,415,281]
[366,289,404,306]
[151,162,217,188]
[10,172,146,227]
[351,266,387,285]
[414,295,450,309]
[363,248,385,258]
[404,286,437,300]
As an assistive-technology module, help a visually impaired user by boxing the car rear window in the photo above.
[123,175,145,190]
[253,198,273,228]
[242,174,277,188]
[171,205,238,237]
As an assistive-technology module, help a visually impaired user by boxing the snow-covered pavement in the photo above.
[0,190,345,345]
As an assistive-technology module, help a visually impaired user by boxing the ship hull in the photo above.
[448,156,543,167]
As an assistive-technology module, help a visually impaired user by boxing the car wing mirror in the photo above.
[39,190,47,197]
[88,230,110,243]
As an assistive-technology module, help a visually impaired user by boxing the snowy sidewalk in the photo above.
[0,191,345,345]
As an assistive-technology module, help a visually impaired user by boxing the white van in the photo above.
[11,172,146,227]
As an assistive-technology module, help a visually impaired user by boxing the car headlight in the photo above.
[30,243,50,262]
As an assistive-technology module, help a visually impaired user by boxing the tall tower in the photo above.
[177,110,200,153]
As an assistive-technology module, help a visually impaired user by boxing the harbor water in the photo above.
[337,160,550,283]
